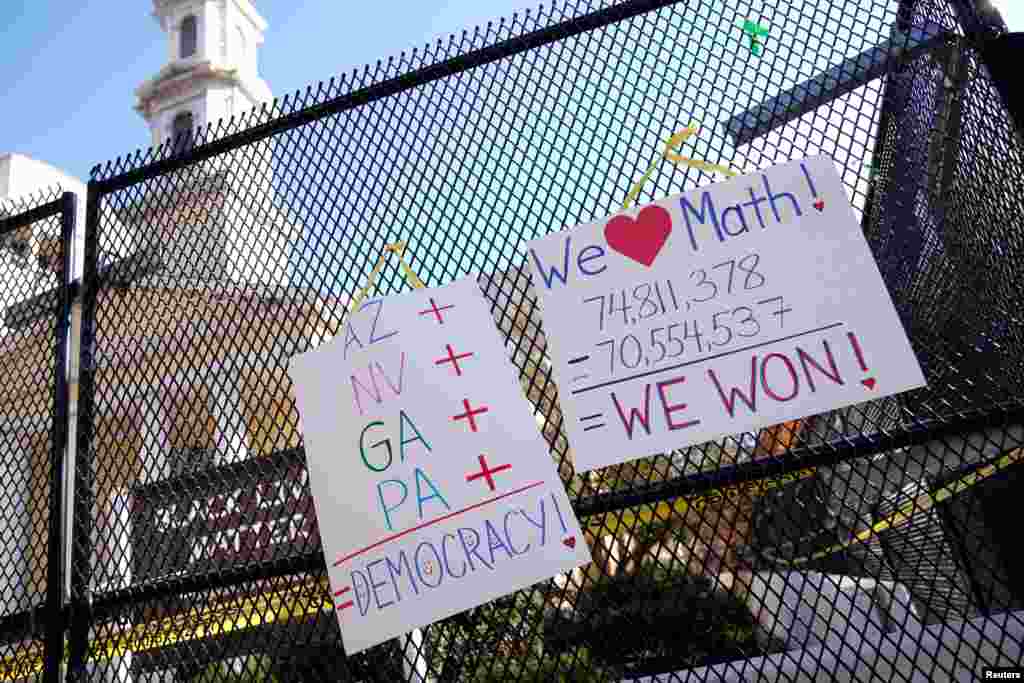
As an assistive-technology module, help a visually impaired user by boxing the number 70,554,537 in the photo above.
[593,296,793,375]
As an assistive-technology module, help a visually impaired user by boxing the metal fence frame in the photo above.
[0,190,76,683]
[72,0,1024,678]
[0,0,1021,679]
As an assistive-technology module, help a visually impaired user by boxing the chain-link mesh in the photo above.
[0,187,72,683]
[65,0,1024,680]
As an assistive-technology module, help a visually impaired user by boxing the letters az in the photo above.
[343,298,399,359]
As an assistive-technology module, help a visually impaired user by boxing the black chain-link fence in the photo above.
[0,187,75,683]
[1,0,1023,679]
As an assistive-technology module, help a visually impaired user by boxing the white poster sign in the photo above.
[288,277,592,655]
[526,155,926,473]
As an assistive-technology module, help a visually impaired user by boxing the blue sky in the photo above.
[0,0,546,181]
[0,0,1019,184]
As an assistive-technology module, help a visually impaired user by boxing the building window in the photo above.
[180,14,198,58]
[172,111,194,153]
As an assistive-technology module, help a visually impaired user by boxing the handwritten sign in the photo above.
[288,276,591,655]
[526,155,926,473]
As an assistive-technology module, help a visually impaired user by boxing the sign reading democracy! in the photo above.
[288,277,591,655]
[526,155,926,472]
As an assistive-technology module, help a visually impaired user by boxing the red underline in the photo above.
[333,480,545,567]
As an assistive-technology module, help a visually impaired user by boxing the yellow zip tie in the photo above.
[623,126,738,209]
[348,240,426,314]
[665,153,738,179]
[769,447,1024,567]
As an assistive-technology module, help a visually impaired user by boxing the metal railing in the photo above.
[0,0,1022,679]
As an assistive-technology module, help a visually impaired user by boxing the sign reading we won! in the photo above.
[289,276,590,655]
[527,155,926,472]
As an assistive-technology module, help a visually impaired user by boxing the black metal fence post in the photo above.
[42,191,76,683]
[66,183,102,682]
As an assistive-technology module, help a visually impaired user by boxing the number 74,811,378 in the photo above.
[593,296,793,375]
[582,253,767,332]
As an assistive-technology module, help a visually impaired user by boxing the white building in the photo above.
[0,0,279,289]
[135,0,272,151]
[0,3,344,681]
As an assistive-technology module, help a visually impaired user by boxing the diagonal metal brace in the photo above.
[724,21,951,146]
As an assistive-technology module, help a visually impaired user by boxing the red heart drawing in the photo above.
[604,205,672,267]
[814,199,825,211]
[862,377,876,389]
[563,536,576,549]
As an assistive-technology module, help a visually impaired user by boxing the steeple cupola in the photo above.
[135,0,272,149]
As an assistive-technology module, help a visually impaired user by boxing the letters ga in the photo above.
[358,411,448,531]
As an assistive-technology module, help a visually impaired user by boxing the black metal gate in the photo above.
[0,188,75,683]
[1,0,1023,680]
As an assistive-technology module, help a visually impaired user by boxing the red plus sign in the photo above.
[418,298,455,324]
[434,344,475,376]
[465,454,512,492]
[451,398,489,432]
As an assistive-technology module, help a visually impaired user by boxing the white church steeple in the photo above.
[135,0,273,149]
